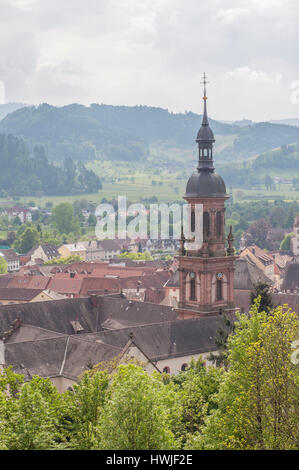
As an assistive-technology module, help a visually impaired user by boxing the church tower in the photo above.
[178,74,237,318]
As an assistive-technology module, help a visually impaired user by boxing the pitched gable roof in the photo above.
[0,288,42,301]
[234,257,273,290]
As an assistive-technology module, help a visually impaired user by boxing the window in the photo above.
[191,211,195,233]
[190,278,196,301]
[181,363,188,371]
[163,366,170,374]
[216,279,223,301]
[216,211,222,238]
[203,212,210,237]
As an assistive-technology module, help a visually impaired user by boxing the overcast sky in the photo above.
[0,0,298,121]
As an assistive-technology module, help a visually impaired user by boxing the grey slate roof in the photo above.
[97,296,178,330]
[185,171,227,198]
[234,257,273,290]
[0,295,177,337]
[4,314,230,379]
[0,297,99,336]
[84,315,230,362]
[5,335,122,380]
[164,270,179,288]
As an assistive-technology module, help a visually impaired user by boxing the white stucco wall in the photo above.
[156,351,218,375]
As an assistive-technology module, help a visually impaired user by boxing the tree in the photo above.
[87,214,97,227]
[250,282,274,312]
[52,203,80,235]
[280,232,293,251]
[208,315,235,368]
[44,255,83,265]
[14,225,40,253]
[0,372,60,450]
[169,358,223,446]
[187,300,299,450]
[245,218,271,249]
[0,255,8,274]
[61,371,109,450]
[98,365,176,450]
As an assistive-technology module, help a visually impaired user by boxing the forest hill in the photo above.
[0,134,101,197]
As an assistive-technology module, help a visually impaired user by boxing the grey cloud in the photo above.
[0,0,298,119]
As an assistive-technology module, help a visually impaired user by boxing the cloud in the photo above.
[0,0,298,120]
[225,67,282,84]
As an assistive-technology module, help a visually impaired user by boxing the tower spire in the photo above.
[200,72,210,128]
[195,72,215,171]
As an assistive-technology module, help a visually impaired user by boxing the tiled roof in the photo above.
[164,270,179,288]
[47,278,83,295]
[98,239,121,251]
[234,257,273,290]
[8,276,51,290]
[0,288,42,301]
[0,249,19,262]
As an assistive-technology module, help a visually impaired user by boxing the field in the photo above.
[0,139,299,208]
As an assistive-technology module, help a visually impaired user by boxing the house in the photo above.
[98,239,121,259]
[291,214,299,256]
[81,240,105,261]
[47,277,84,298]
[0,288,44,305]
[233,257,273,313]
[0,249,20,272]
[26,244,61,264]
[58,243,87,261]
[1,207,32,224]
[240,245,275,281]
[162,270,180,307]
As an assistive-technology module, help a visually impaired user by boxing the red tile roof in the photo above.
[47,278,83,295]
[0,288,43,301]
[8,276,51,290]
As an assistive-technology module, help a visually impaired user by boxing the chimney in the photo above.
[89,293,99,307]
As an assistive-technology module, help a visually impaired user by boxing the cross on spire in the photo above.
[201,72,209,100]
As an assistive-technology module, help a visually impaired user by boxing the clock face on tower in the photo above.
[190,272,196,279]
[216,272,224,280]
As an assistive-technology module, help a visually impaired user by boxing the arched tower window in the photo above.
[216,279,223,301]
[190,278,196,301]
[191,211,195,233]
[216,211,222,238]
[203,212,210,237]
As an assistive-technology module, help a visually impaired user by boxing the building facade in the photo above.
[178,76,237,318]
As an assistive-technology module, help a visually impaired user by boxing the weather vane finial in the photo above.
[201,72,209,101]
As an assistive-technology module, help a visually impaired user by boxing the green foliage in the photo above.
[44,255,83,265]
[170,358,223,446]
[187,300,299,450]
[87,214,97,226]
[0,372,61,450]
[14,224,40,253]
[61,371,109,450]
[98,365,176,450]
[250,282,274,313]
[280,232,293,251]
[0,134,101,196]
[0,255,8,274]
[118,251,153,260]
[52,203,80,235]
